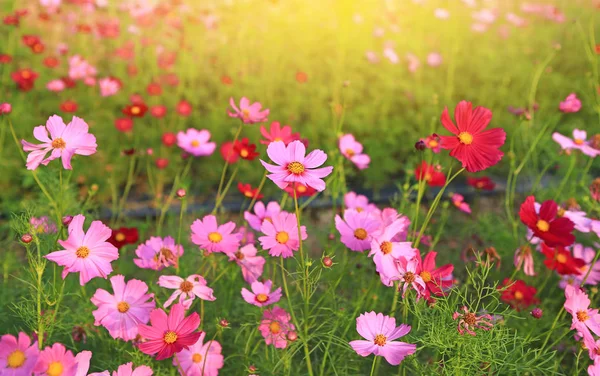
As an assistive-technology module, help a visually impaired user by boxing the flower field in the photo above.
[1,0,600,375]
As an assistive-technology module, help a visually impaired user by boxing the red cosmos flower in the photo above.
[296,71,308,84]
[3,14,20,26]
[467,176,495,191]
[43,56,60,68]
[176,100,192,116]
[439,101,506,172]
[22,35,40,47]
[285,183,317,197]
[61,76,76,89]
[541,243,585,275]
[415,161,446,187]
[115,118,134,133]
[221,75,233,85]
[160,73,179,87]
[220,142,239,164]
[60,100,78,113]
[238,183,264,200]
[499,279,539,311]
[0,54,12,64]
[147,82,162,96]
[415,251,454,300]
[234,138,259,160]
[156,158,169,169]
[519,196,575,247]
[11,69,39,91]
[150,105,167,118]
[162,132,176,147]
[77,24,92,33]
[123,103,148,117]
[108,227,139,249]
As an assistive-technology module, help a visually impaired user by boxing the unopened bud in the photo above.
[530,308,543,319]
[415,140,426,151]
[62,215,73,226]
[219,319,229,328]
[176,189,186,198]
[21,234,33,243]
[287,331,298,342]
[322,257,333,268]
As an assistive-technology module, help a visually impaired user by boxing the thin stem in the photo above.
[369,357,379,376]
[212,164,240,214]
[115,155,137,224]
[246,170,268,212]
[213,123,243,211]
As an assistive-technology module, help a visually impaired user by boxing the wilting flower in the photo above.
[559,93,582,113]
[369,220,415,286]
[190,215,242,255]
[138,303,202,360]
[91,275,155,341]
[229,244,265,284]
[21,115,97,170]
[335,209,381,252]
[467,176,495,190]
[260,122,300,145]
[451,194,471,214]
[134,236,184,270]
[519,196,575,247]
[349,311,416,365]
[238,183,264,200]
[415,161,446,187]
[241,280,282,307]
[228,97,269,124]
[0,332,39,375]
[46,214,118,285]
[552,129,600,157]
[344,192,379,215]
[415,251,454,300]
[393,256,426,298]
[158,275,216,309]
[258,306,295,349]
[564,285,600,342]
[499,279,539,311]
[234,138,259,160]
[541,243,585,275]
[259,212,307,258]
[439,101,506,172]
[261,140,333,192]
[339,134,370,170]
[177,128,216,157]
[453,306,494,336]
[514,245,535,276]
[244,201,281,232]
[173,333,224,376]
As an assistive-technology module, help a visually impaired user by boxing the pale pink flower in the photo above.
[392,256,426,298]
[191,215,241,255]
[383,47,399,64]
[229,244,265,284]
[260,140,333,192]
[30,216,57,234]
[472,9,497,24]
[91,275,154,341]
[40,0,61,13]
[344,192,380,215]
[47,79,66,92]
[158,275,216,309]
[68,55,97,80]
[228,97,269,124]
[83,76,96,86]
[514,245,536,276]
[177,128,216,157]
[369,220,416,286]
[426,52,442,67]
[564,285,600,342]
[374,208,410,242]
[471,23,488,33]
[559,93,582,113]
[173,332,223,376]
[259,212,307,258]
[335,209,380,252]
[506,13,528,27]
[583,335,600,362]
[89,362,153,376]
[451,194,471,214]
[21,115,97,170]
[434,8,450,19]
[560,207,594,232]
[99,77,121,97]
[133,236,183,271]
[365,51,379,64]
[552,129,599,157]
[406,53,420,73]
[349,311,416,365]
[241,280,282,307]
[0,332,39,375]
[453,306,494,336]
[339,134,370,170]
[46,214,118,285]
[258,306,295,349]
[244,201,281,232]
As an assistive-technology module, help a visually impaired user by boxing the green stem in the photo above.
[115,155,137,224]
[212,164,240,214]
[213,123,243,211]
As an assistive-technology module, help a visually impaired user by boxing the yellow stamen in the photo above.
[117,301,130,313]
[536,220,550,232]
[7,350,25,368]
[514,291,524,300]
[52,138,66,149]
[458,132,473,145]
[373,334,387,346]
[192,353,203,363]
[380,241,392,255]
[76,246,90,258]
[577,310,589,322]
[47,362,64,376]
[345,149,355,157]
[240,149,249,158]
[354,228,367,240]
[556,254,567,263]
[115,233,126,242]
[276,231,289,244]
[269,321,281,334]
[208,232,222,243]
[255,293,269,303]
[403,271,415,284]
[287,161,305,175]
[420,271,432,283]
[191,140,200,147]
[164,331,178,344]
[180,281,194,293]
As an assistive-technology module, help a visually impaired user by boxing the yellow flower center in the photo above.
[476,181,485,188]
[353,228,367,240]
[115,232,125,242]
[117,301,130,313]
[536,220,550,232]
[52,138,66,149]
[240,149,249,158]
[356,207,363,213]
[577,310,589,322]
[429,140,439,148]
[514,291,524,300]
[404,271,415,284]
[380,241,392,255]
[574,138,584,145]
[22,71,31,79]
[420,271,432,283]
[76,246,90,258]
[458,132,473,145]
[192,353,203,363]
[164,331,178,344]
[242,109,250,119]
[269,321,281,334]
[297,185,307,193]
[208,232,223,243]
[191,140,200,147]
[131,106,140,115]
[47,361,64,376]
[7,350,26,368]
[345,149,355,157]
[255,293,269,303]
[373,334,387,346]
[180,281,194,293]
[424,173,432,182]
[287,161,305,175]
[556,254,567,264]
[276,231,289,244]
[244,191,253,198]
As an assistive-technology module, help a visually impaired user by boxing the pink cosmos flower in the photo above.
[339,134,370,170]
[229,244,265,283]
[335,209,380,252]
[552,129,600,157]
[228,97,269,124]
[98,77,121,97]
[344,192,380,215]
[261,140,333,192]
[415,251,454,300]
[89,362,153,376]
[590,361,600,376]
[241,280,282,307]
[514,245,536,276]
[91,274,155,341]
[133,236,183,270]
[244,201,281,232]
[427,52,442,67]
[258,306,295,349]
[158,275,216,309]
[190,215,242,255]
[559,93,582,113]
[30,216,57,234]
[369,220,416,286]
[349,311,416,366]
[47,79,66,92]
[434,8,450,19]
[138,303,202,360]
[392,256,426,298]
[453,306,494,336]
[46,214,118,285]
[260,122,300,145]
[258,212,307,258]
[562,244,600,287]
[564,285,600,342]
[0,103,11,114]
[0,332,39,375]
[33,343,78,376]
[176,128,216,157]
[451,194,471,214]
[173,332,224,376]
[406,53,420,73]
[68,55,97,80]
[21,115,97,170]
[375,208,410,242]
[366,51,379,64]
[383,46,399,64]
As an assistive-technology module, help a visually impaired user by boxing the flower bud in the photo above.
[415,140,426,151]
[530,307,543,319]
[176,189,186,198]
[322,256,333,268]
[62,215,73,226]
[219,319,229,328]
[21,234,33,243]
[287,331,298,342]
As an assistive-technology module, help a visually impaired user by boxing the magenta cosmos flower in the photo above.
[228,97,269,124]
[228,244,265,284]
[33,343,79,376]
[190,215,241,255]
[21,115,97,170]
[334,209,380,252]
[138,303,202,360]
[339,134,370,170]
[564,285,600,342]
[176,128,216,157]
[259,211,307,258]
[173,332,224,376]
[258,306,296,349]
[133,236,183,271]
[244,201,281,232]
[46,214,118,285]
[344,192,380,215]
[415,251,454,300]
[91,274,155,341]
[89,362,153,376]
[0,332,39,375]
[369,219,415,286]
[451,194,471,214]
[241,280,282,307]
[260,121,300,145]
[552,129,600,157]
[349,311,416,366]
[260,140,333,192]
[158,275,216,309]
[559,93,582,113]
